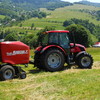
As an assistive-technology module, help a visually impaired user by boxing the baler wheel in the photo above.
[20,72,26,79]
[0,65,15,81]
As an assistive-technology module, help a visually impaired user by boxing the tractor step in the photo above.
[68,55,75,65]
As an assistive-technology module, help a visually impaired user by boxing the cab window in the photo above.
[59,33,70,48]
[49,33,58,44]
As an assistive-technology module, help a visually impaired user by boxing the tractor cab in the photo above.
[41,30,70,54]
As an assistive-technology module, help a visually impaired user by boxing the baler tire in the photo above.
[20,72,26,79]
[42,49,65,72]
[0,65,15,81]
[77,53,93,69]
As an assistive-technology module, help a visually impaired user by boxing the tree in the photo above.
[20,23,22,27]
[20,34,38,48]
[31,23,34,30]
[4,33,18,41]
[97,10,100,17]
[63,20,73,27]
[38,14,42,19]
[19,14,25,21]
[29,35,38,49]
[65,24,97,47]
[39,12,46,18]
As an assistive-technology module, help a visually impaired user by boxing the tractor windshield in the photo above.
[49,32,70,48]
[59,33,70,49]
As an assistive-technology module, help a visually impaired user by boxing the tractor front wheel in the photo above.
[77,53,93,69]
[42,49,65,72]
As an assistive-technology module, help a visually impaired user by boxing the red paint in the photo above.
[46,30,69,33]
[36,46,43,52]
[95,42,100,45]
[70,43,86,53]
[0,41,30,64]
[42,45,67,55]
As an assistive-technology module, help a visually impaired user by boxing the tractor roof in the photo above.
[45,30,69,34]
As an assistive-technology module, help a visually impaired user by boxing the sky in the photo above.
[61,0,100,3]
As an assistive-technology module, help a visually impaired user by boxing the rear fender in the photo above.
[40,45,67,55]
[35,46,43,53]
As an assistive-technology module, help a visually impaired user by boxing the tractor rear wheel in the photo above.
[42,49,65,72]
[0,65,15,81]
[77,53,93,69]
[34,53,43,69]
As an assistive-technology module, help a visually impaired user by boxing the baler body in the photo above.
[0,41,30,65]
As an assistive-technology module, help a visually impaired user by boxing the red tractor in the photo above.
[34,30,93,72]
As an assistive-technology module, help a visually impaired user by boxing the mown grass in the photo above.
[86,47,100,61]
[0,67,100,100]
[0,48,100,100]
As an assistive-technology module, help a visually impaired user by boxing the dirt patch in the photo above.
[92,61,100,69]
[46,16,52,18]
[62,61,100,74]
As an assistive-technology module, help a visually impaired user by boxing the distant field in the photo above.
[40,4,100,25]
[6,4,100,35]
[63,4,100,10]
[0,15,5,19]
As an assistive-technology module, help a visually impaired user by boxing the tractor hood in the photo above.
[70,43,86,52]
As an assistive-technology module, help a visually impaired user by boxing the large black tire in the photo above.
[42,49,65,72]
[0,65,15,81]
[77,53,93,69]
[34,53,43,69]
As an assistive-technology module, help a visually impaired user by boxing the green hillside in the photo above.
[0,0,72,11]
[10,4,100,30]
[1,4,100,46]
[80,0,100,7]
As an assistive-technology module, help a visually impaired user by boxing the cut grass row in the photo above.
[0,47,100,100]
[0,65,100,100]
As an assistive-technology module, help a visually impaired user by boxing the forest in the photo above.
[63,18,100,41]
[0,0,73,11]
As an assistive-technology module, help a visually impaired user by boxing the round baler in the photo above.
[0,41,30,81]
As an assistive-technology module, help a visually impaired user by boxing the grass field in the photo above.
[0,15,5,19]
[0,4,100,100]
[87,48,100,61]
[0,48,100,100]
